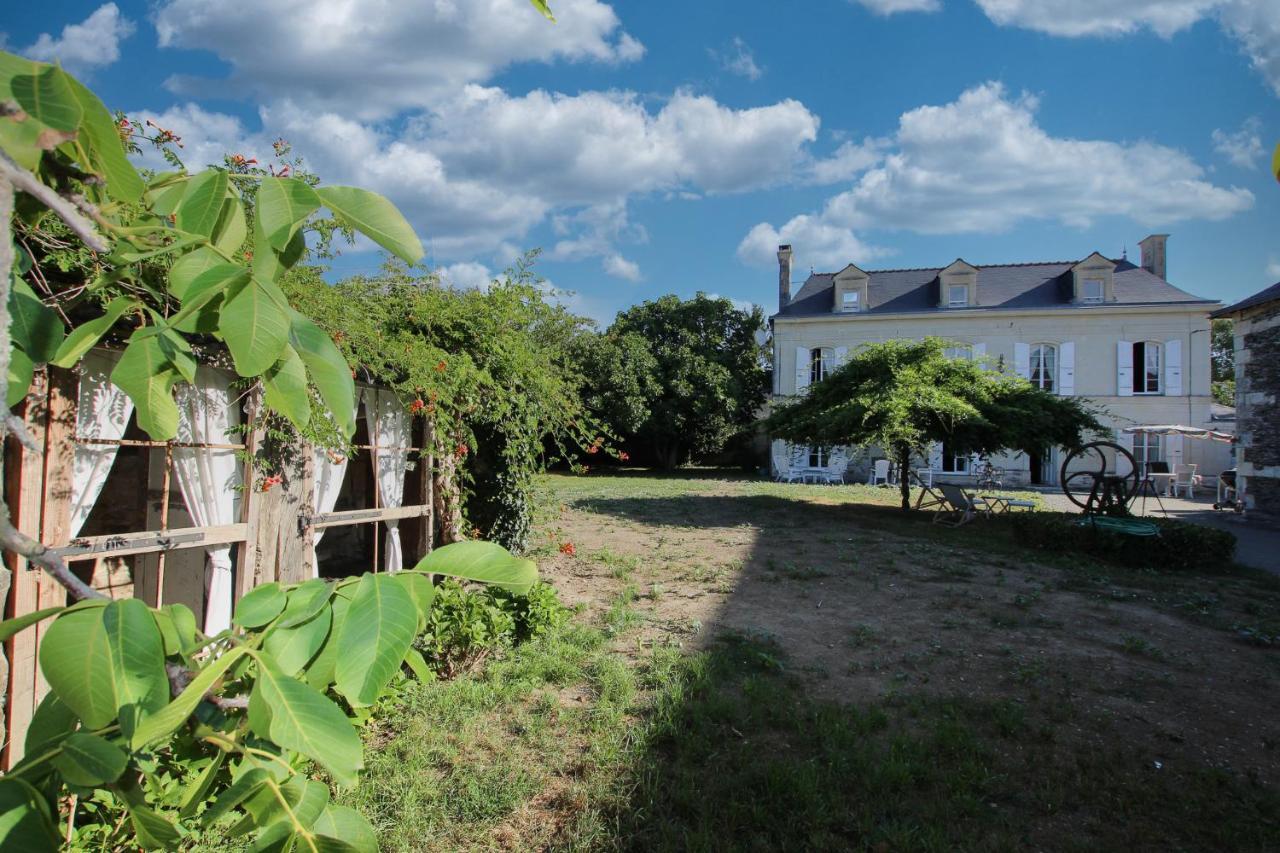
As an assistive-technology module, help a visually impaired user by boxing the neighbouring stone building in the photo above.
[1212,282,1280,524]
[769,235,1233,484]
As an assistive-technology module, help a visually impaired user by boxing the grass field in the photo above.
[342,471,1280,851]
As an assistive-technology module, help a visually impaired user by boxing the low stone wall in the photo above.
[1235,302,1280,524]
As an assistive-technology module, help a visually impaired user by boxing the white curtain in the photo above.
[310,406,355,578]
[172,367,242,635]
[364,387,409,572]
[69,350,134,537]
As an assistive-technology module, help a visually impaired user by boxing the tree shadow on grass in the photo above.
[562,491,1280,851]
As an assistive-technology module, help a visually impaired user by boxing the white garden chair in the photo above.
[1171,463,1199,498]
[783,444,809,483]
[866,459,891,486]
[819,448,849,484]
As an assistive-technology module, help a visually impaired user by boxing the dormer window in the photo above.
[939,259,978,309]
[1071,253,1115,304]
[832,263,870,315]
[948,285,968,308]
[1081,279,1104,304]
[841,290,861,312]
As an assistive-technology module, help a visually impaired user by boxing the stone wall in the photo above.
[1234,301,1280,523]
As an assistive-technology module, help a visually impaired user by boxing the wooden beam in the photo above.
[33,368,76,712]
[237,389,264,599]
[307,504,431,530]
[52,524,249,561]
[3,374,47,769]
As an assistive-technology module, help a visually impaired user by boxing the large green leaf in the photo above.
[177,169,230,239]
[7,347,34,408]
[258,177,322,250]
[102,599,170,731]
[288,310,355,438]
[248,654,363,786]
[131,647,248,748]
[213,194,249,254]
[202,767,269,826]
[392,571,435,629]
[25,692,78,756]
[334,574,418,707]
[313,805,378,853]
[0,606,64,643]
[9,277,64,363]
[263,346,311,428]
[52,297,136,368]
[38,607,117,729]
[303,595,347,691]
[0,113,44,171]
[412,541,538,594]
[11,64,82,132]
[262,606,331,676]
[277,580,333,628]
[66,74,144,202]
[220,277,291,376]
[111,335,180,440]
[0,776,59,851]
[52,732,128,787]
[234,582,287,628]
[125,800,181,851]
[168,263,248,330]
[316,186,423,264]
[167,247,225,299]
[178,750,225,819]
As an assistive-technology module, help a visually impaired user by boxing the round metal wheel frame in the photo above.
[1059,441,1139,514]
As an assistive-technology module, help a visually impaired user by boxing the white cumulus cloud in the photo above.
[23,3,135,74]
[1212,118,1266,168]
[740,82,1252,269]
[710,36,764,80]
[153,0,644,120]
[850,0,942,14]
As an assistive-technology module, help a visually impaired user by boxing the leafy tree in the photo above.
[765,339,1106,511]
[569,330,661,438]
[1211,318,1235,382]
[600,294,768,468]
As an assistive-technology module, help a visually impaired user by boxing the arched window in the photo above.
[1133,341,1161,394]
[810,347,834,385]
[1029,343,1056,392]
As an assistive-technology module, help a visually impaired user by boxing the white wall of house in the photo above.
[772,304,1230,482]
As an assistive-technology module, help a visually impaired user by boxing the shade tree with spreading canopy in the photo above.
[765,338,1107,511]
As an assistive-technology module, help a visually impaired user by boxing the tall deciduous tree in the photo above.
[603,294,768,468]
[766,339,1106,511]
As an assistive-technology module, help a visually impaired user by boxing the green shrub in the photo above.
[1007,512,1236,571]
[417,580,568,676]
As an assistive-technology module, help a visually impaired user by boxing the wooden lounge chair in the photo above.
[932,483,992,527]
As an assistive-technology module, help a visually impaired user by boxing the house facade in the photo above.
[1212,282,1280,523]
[769,236,1231,485]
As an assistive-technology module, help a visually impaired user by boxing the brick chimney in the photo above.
[1138,234,1168,280]
[778,244,793,311]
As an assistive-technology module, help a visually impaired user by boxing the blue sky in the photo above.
[4,0,1278,322]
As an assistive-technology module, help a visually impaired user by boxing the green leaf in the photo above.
[38,606,117,728]
[167,247,224,299]
[158,328,198,385]
[393,571,435,630]
[220,277,291,376]
[263,346,311,427]
[234,582,287,628]
[25,692,79,756]
[11,65,82,132]
[168,263,249,330]
[132,647,248,748]
[248,654,363,786]
[276,580,333,628]
[163,603,199,654]
[66,74,144,202]
[111,335,180,440]
[288,310,356,438]
[213,194,249,254]
[177,169,230,239]
[149,178,188,218]
[152,608,181,656]
[1272,142,1280,184]
[125,800,181,851]
[262,606,331,676]
[0,112,45,171]
[7,347,34,408]
[203,767,269,826]
[0,606,64,643]
[9,277,64,363]
[412,541,538,594]
[402,647,432,682]
[52,297,136,368]
[178,750,225,819]
[316,185,423,263]
[334,574,418,707]
[304,595,347,691]
[52,732,127,787]
[0,776,59,851]
[313,805,377,853]
[102,598,170,729]
[528,0,557,21]
[258,177,322,250]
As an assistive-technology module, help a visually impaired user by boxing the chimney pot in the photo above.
[1137,234,1168,280]
[777,244,793,311]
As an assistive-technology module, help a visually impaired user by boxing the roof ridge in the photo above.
[812,260,1081,276]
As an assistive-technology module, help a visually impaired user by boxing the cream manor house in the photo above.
[768,235,1234,486]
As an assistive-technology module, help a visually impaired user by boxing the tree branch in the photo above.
[0,148,109,253]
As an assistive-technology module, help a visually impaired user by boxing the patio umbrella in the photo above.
[1121,425,1236,444]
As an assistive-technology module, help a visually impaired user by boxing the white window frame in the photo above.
[1133,341,1162,395]
[943,344,974,361]
[1029,343,1056,393]
[808,446,829,468]
[840,290,861,312]
[1132,432,1163,474]
[1081,279,1104,304]
[810,347,834,385]
[948,284,968,308]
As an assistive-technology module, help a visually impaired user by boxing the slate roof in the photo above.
[775,258,1215,319]
[1211,281,1280,318]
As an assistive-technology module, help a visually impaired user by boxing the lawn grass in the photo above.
[342,471,1280,851]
